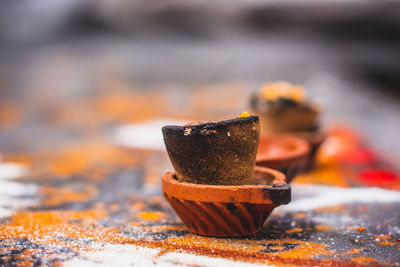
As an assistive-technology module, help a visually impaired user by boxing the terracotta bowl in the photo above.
[162,166,290,237]
[291,131,326,171]
[162,116,259,185]
[256,135,309,183]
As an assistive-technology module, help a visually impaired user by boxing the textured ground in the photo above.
[1,2,400,265]
[0,81,399,266]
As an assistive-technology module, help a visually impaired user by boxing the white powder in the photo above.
[0,161,36,217]
[0,207,12,218]
[63,244,270,267]
[113,119,188,151]
[0,162,29,180]
[278,183,400,212]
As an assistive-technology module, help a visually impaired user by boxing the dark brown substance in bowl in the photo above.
[162,166,290,237]
[256,135,309,183]
[162,116,260,185]
[250,95,319,133]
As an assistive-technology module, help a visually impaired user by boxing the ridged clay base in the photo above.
[162,166,290,237]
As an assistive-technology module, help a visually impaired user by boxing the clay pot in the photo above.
[162,116,260,185]
[250,94,319,134]
[291,131,326,171]
[162,166,290,237]
[256,135,309,183]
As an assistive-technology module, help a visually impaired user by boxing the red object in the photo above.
[359,168,398,187]
[340,148,378,165]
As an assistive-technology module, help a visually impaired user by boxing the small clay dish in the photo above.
[291,131,326,171]
[256,135,309,183]
[162,116,259,185]
[162,166,290,237]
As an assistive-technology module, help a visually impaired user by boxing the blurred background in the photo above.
[0,0,400,159]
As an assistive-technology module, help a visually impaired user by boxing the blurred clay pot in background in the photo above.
[252,99,319,133]
[250,82,325,171]
[250,82,320,134]
[162,116,259,185]
[162,166,290,237]
[256,134,309,183]
[291,131,326,171]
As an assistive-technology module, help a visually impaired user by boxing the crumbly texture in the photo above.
[162,116,260,185]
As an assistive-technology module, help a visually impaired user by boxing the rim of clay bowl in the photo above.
[162,166,290,205]
[162,115,258,133]
[256,134,310,169]
[292,131,327,148]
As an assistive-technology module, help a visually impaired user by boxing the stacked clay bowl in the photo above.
[291,131,326,171]
[256,135,310,183]
[162,166,290,237]
[250,82,324,172]
[162,115,291,237]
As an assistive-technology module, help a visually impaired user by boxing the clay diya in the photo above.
[256,134,309,183]
[250,81,320,133]
[162,115,291,237]
[250,81,325,169]
[162,115,259,185]
[162,166,290,237]
[291,131,326,171]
